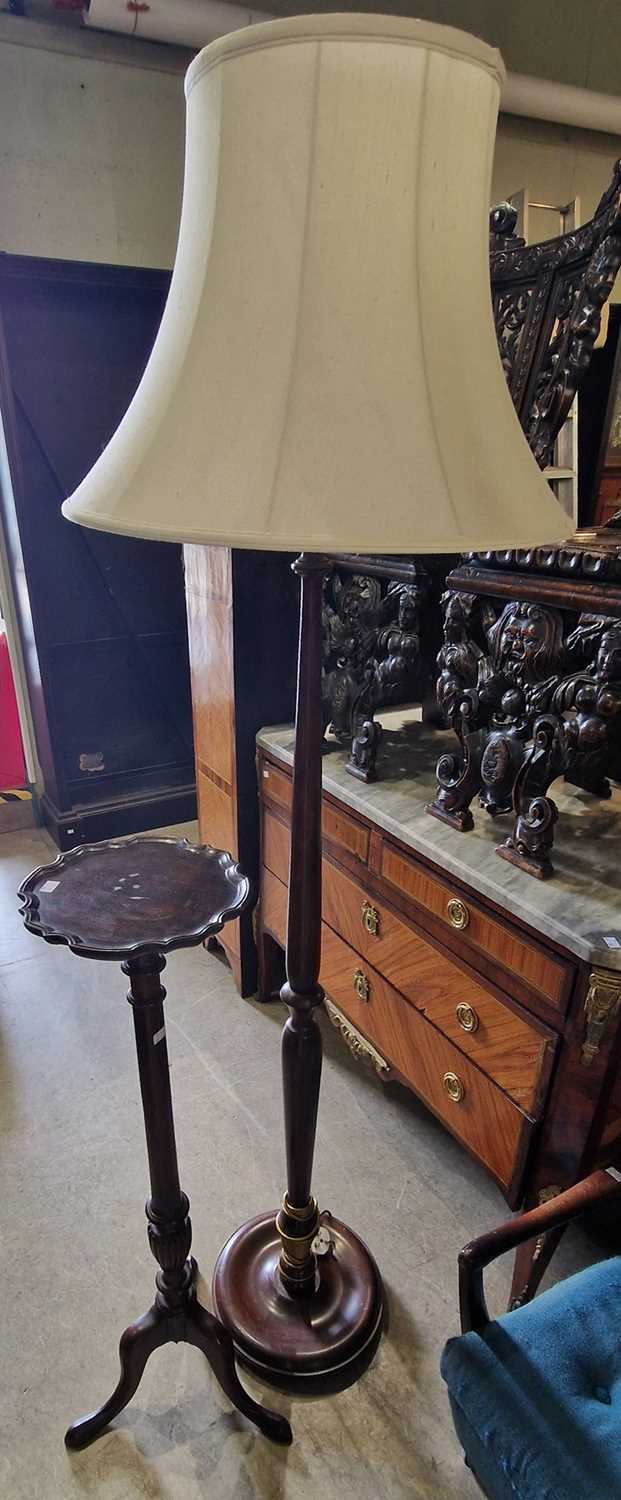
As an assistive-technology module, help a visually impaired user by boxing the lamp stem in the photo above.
[276,551,329,1296]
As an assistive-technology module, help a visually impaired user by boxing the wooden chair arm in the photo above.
[459,1168,621,1335]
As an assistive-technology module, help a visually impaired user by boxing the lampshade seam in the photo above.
[414,52,460,541]
[263,38,322,537]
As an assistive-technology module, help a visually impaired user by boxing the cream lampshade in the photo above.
[62,12,568,554]
[61,13,571,1404]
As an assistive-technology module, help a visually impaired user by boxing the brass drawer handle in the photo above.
[361,900,381,937]
[443,1071,465,1104]
[447,897,469,931]
[353,968,371,1003]
[456,1002,479,1034]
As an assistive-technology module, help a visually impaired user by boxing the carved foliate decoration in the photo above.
[321,167,621,803]
[581,971,621,1068]
[430,590,621,877]
[494,288,533,384]
[321,558,427,783]
[525,253,618,469]
[436,161,621,872]
[489,159,621,466]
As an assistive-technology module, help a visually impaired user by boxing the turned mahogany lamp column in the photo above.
[276,554,327,1290]
[60,14,569,1400]
[212,554,383,1389]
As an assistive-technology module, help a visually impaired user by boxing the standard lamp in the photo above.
[62,14,569,1395]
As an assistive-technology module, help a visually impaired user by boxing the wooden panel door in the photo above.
[185,544,241,986]
[185,548,299,995]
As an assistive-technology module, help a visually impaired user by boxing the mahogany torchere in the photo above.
[17,837,291,1448]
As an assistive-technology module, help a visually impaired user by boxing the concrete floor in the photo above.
[0,824,603,1500]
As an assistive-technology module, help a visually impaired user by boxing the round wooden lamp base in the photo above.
[212,1210,384,1396]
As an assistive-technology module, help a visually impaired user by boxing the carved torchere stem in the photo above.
[125,955,193,1308]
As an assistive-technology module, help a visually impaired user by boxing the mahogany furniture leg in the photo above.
[459,1169,621,1334]
[65,1306,169,1450]
[65,952,291,1449]
[256,925,285,1003]
[213,554,384,1393]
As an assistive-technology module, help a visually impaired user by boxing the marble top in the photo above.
[257,712,621,970]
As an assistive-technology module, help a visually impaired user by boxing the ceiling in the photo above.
[240,1,621,98]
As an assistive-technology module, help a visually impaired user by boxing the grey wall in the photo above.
[492,117,621,255]
[0,19,184,267]
[0,8,619,276]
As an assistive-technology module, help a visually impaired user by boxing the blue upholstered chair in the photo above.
[441,1169,621,1499]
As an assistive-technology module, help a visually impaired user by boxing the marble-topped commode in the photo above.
[258,714,621,970]
[257,709,621,1308]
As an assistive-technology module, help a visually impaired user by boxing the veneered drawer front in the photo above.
[319,926,532,1193]
[260,869,532,1194]
[262,819,553,1114]
[261,769,369,868]
[322,803,369,865]
[261,865,288,944]
[380,841,569,1012]
[263,809,291,884]
[321,858,553,1115]
[260,760,293,813]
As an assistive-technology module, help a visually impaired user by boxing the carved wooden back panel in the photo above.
[490,162,621,469]
[322,161,621,787]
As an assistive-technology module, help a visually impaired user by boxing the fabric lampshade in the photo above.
[62,13,569,554]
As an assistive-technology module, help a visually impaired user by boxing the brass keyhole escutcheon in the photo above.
[456,1002,479,1033]
[447,897,469,930]
[362,901,380,937]
[353,968,371,1003]
[443,1071,465,1104]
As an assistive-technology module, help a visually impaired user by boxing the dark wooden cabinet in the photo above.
[0,254,196,846]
